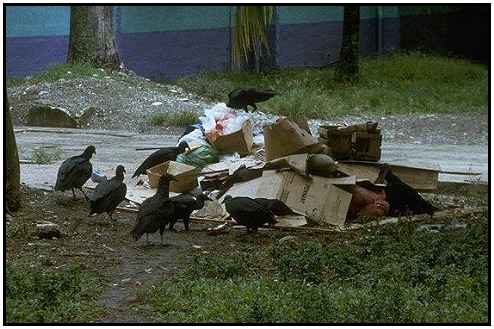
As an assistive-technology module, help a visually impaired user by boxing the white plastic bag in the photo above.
[199,103,251,135]
[177,128,209,148]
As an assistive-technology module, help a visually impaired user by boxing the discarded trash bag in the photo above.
[178,128,210,148]
[179,123,204,140]
[176,145,220,169]
[200,103,254,155]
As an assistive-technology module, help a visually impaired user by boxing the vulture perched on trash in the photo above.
[131,175,176,245]
[89,165,127,221]
[223,195,276,233]
[132,141,189,178]
[55,145,96,200]
[226,88,276,112]
[384,167,438,217]
[169,192,211,231]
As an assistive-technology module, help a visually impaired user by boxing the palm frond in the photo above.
[232,6,274,67]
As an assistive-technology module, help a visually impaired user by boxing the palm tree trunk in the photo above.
[336,5,360,82]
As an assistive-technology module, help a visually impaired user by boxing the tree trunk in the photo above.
[68,6,120,70]
[6,96,21,212]
[336,6,360,82]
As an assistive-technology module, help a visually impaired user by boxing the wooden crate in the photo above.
[318,125,382,162]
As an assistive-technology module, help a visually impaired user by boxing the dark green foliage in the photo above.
[141,217,488,323]
[6,265,102,323]
[176,53,487,118]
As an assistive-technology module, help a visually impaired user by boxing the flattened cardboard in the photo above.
[220,170,354,227]
[263,153,309,176]
[147,161,198,193]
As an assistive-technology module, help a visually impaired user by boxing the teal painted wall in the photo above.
[279,6,342,24]
[6,5,70,37]
[278,5,399,25]
[399,6,456,16]
[5,5,401,37]
[118,6,231,33]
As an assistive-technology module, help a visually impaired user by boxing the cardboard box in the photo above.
[146,161,198,193]
[318,124,382,161]
[208,120,253,156]
[220,170,354,227]
[264,118,320,161]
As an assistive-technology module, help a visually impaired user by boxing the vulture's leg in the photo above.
[168,219,177,232]
[160,226,166,245]
[252,103,258,112]
[184,217,190,231]
[146,233,149,245]
[80,188,89,201]
[71,188,77,201]
[243,105,249,112]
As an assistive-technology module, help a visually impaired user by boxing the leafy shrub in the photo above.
[6,265,102,323]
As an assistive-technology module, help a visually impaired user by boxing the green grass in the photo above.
[30,146,64,164]
[139,215,488,323]
[6,264,103,323]
[148,111,199,127]
[175,52,488,119]
[7,63,103,87]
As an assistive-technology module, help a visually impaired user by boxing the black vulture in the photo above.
[169,192,211,231]
[222,195,276,233]
[253,198,298,216]
[89,165,127,221]
[55,145,96,200]
[132,141,189,178]
[384,168,438,217]
[226,88,276,112]
[130,175,176,245]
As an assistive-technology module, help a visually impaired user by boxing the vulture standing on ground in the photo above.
[89,165,127,221]
[223,195,276,233]
[226,88,276,112]
[253,198,298,216]
[131,175,176,245]
[132,141,189,178]
[169,192,211,231]
[384,167,438,217]
[55,145,96,200]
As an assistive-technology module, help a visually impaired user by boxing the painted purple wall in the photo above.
[6,35,68,77]
[277,18,397,68]
[6,16,400,79]
[116,27,230,80]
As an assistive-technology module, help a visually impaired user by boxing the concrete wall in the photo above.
[6,5,401,80]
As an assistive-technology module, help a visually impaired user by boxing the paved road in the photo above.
[14,126,488,191]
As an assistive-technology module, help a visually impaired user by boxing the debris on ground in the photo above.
[29,92,483,237]
[36,221,63,239]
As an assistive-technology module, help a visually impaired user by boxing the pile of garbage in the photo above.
[128,102,448,233]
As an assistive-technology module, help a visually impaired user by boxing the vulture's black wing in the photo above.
[225,197,274,221]
[132,147,178,178]
[89,177,122,202]
[254,198,297,216]
[247,89,276,103]
[55,156,89,190]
